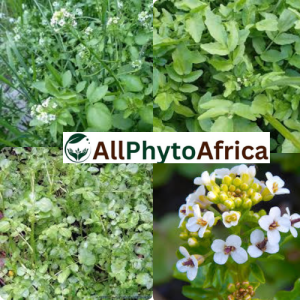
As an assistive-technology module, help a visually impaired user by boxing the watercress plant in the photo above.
[0,148,153,299]
[0,0,153,146]
[175,164,300,300]
[154,0,300,152]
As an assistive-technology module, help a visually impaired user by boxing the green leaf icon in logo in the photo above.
[65,134,90,162]
[67,133,87,144]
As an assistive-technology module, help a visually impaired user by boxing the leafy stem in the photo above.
[264,114,300,151]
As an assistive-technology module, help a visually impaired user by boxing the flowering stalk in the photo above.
[175,165,299,300]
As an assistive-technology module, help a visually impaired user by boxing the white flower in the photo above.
[59,19,65,26]
[14,34,21,41]
[215,164,256,179]
[186,205,214,238]
[265,172,290,195]
[75,8,83,16]
[53,2,59,8]
[107,17,119,26]
[176,247,199,281]
[117,1,123,8]
[9,18,15,23]
[138,11,150,22]
[178,204,193,228]
[247,229,279,258]
[222,211,240,228]
[258,206,291,244]
[211,235,248,265]
[186,185,211,208]
[85,27,93,35]
[73,20,77,27]
[283,207,300,238]
[194,171,215,186]
[131,60,142,69]
[0,13,5,19]
[49,114,56,121]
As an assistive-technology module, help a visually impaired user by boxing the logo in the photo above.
[64,133,91,163]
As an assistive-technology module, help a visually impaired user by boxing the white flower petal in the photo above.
[290,226,298,238]
[196,185,206,196]
[231,247,248,264]
[265,242,279,254]
[187,267,198,281]
[211,239,225,252]
[176,258,188,272]
[269,207,281,220]
[215,168,230,178]
[238,164,248,175]
[179,246,190,258]
[226,235,242,248]
[248,245,263,258]
[186,222,200,233]
[203,211,215,227]
[194,177,202,185]
[178,217,185,228]
[267,229,281,245]
[198,226,207,238]
[249,166,256,178]
[273,176,285,188]
[250,229,264,245]
[179,204,186,218]
[213,252,229,265]
[193,205,201,218]
[259,215,273,231]
[278,217,291,232]
[286,207,291,216]
[276,188,290,195]
[202,171,210,184]
[266,172,273,180]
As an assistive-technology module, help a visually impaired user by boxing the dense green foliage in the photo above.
[0,148,153,299]
[153,0,300,152]
[0,0,153,147]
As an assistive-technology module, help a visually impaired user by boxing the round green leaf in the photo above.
[86,103,112,132]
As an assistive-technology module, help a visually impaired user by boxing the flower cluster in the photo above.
[50,8,77,30]
[31,98,57,124]
[107,17,120,26]
[176,165,300,298]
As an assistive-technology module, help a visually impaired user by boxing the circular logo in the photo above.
[64,133,91,163]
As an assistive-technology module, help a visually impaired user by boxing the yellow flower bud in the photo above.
[190,232,199,238]
[219,192,228,202]
[247,188,254,196]
[251,182,261,191]
[221,184,228,192]
[259,209,267,216]
[188,237,199,247]
[179,232,189,240]
[223,175,232,186]
[194,254,205,266]
[229,185,236,192]
[242,199,252,209]
[251,192,262,205]
[224,199,235,209]
[8,271,14,277]
[227,283,236,293]
[233,177,242,187]
[234,197,242,207]
[240,183,248,191]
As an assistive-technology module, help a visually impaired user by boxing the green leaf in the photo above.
[211,116,234,132]
[113,98,128,110]
[112,114,134,130]
[203,263,217,288]
[200,100,233,110]
[201,43,229,56]
[287,0,300,9]
[32,81,47,93]
[198,107,230,120]
[282,132,300,153]
[274,33,299,45]
[62,70,72,88]
[278,9,297,32]
[256,18,278,31]
[174,104,195,117]
[250,263,265,283]
[209,57,234,71]
[88,85,108,104]
[36,198,53,213]
[205,9,227,45]
[274,278,300,300]
[179,84,198,93]
[172,44,193,75]
[186,13,204,43]
[120,75,143,92]
[261,50,287,62]
[251,94,273,115]
[76,81,86,93]
[86,103,112,131]
[139,106,153,124]
[183,70,203,83]
[155,93,174,111]
[58,269,71,284]
[67,133,86,144]
[232,103,257,121]
[0,221,10,233]
[78,249,96,266]
[227,21,239,52]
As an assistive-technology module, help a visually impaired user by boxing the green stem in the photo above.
[207,205,222,218]
[264,114,300,151]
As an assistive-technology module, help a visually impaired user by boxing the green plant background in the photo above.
[153,156,300,300]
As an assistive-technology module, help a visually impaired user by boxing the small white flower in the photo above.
[258,206,291,244]
[53,2,59,8]
[194,171,215,186]
[178,203,193,228]
[283,207,300,238]
[73,20,77,27]
[75,8,83,16]
[131,60,142,69]
[117,1,123,8]
[138,11,150,22]
[14,34,21,41]
[59,19,65,27]
[85,27,93,35]
[0,13,5,19]
[215,165,256,179]
[247,229,279,258]
[52,103,58,109]
[186,205,214,238]
[186,185,211,208]
[176,247,199,281]
[211,235,248,265]
[222,211,240,228]
[49,114,56,121]
[9,18,15,23]
[265,172,290,195]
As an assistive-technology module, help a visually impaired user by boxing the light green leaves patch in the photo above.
[205,9,227,45]
[36,198,53,213]
[86,103,112,131]
[120,75,144,92]
[186,13,204,43]
[78,248,96,267]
